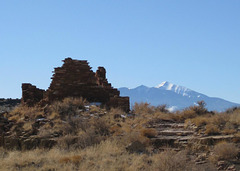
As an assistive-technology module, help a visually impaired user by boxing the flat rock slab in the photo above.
[149,123,185,129]
[153,135,195,140]
[157,130,194,136]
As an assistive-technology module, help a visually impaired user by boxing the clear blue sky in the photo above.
[0,0,240,104]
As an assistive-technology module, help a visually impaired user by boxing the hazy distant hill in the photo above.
[119,81,240,112]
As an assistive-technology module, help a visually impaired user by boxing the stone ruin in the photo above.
[21,57,130,112]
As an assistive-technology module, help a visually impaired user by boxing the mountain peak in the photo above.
[119,82,240,112]
[155,81,191,95]
[156,81,173,89]
[136,85,149,89]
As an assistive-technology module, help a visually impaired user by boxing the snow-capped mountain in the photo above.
[156,81,191,96]
[119,81,240,112]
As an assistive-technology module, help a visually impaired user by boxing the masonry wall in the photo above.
[21,83,45,107]
[21,57,130,112]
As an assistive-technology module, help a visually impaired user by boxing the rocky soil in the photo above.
[0,101,240,171]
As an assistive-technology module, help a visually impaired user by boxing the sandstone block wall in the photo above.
[22,83,45,107]
[21,57,130,112]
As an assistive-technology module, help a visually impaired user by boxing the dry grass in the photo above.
[49,97,87,119]
[185,108,240,136]
[62,117,90,135]
[229,110,240,125]
[138,102,209,123]
[89,105,101,113]
[152,150,189,171]
[140,128,157,138]
[57,129,104,151]
[9,105,44,122]
[0,139,192,171]
[133,102,155,115]
[22,121,33,131]
[176,109,197,120]
[212,141,239,161]
[109,107,126,115]
[221,128,236,135]
[93,118,110,136]
[155,104,169,113]
[59,155,82,165]
[188,101,208,115]
[185,116,208,127]
[2,101,240,170]
[205,124,220,135]
[55,118,110,150]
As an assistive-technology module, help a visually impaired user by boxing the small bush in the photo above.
[153,150,188,171]
[222,129,236,135]
[58,129,103,150]
[221,121,236,135]
[121,130,150,147]
[93,118,110,136]
[229,112,240,125]
[186,101,208,116]
[155,104,169,113]
[205,124,220,135]
[213,142,239,160]
[210,114,229,126]
[133,102,155,115]
[63,117,90,135]
[189,116,208,127]
[225,106,240,114]
[147,112,174,123]
[73,130,103,149]
[141,128,157,138]
[177,109,197,121]
[50,97,87,119]
[58,134,78,150]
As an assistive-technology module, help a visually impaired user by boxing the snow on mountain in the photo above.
[156,81,191,96]
[119,81,240,112]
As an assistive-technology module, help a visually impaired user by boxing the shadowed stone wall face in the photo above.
[22,57,129,112]
[21,84,45,107]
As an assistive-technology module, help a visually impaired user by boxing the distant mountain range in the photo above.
[119,81,240,112]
